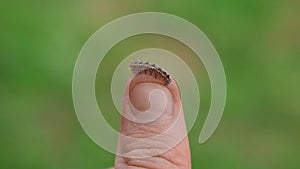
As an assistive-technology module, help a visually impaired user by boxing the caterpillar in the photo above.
[130,61,171,85]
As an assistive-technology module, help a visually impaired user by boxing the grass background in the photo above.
[1,0,300,168]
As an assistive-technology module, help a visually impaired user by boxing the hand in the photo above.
[111,73,191,169]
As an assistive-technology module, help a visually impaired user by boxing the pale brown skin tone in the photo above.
[111,73,191,169]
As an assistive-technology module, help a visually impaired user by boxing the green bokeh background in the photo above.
[1,0,300,168]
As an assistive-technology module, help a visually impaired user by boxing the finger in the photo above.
[114,72,191,169]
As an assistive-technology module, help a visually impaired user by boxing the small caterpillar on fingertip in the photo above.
[129,60,171,85]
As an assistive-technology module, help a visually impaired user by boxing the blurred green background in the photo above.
[1,0,300,168]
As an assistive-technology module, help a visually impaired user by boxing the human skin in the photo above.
[112,72,191,169]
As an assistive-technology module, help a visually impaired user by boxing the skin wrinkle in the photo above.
[127,157,178,169]
[122,119,173,137]
[157,138,190,167]
[114,73,191,169]
[122,138,171,155]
